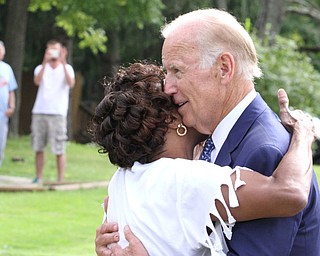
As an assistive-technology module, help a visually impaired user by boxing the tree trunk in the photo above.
[215,0,228,10]
[110,30,121,76]
[103,30,121,78]
[66,39,74,141]
[286,0,320,21]
[5,0,30,137]
[255,0,287,39]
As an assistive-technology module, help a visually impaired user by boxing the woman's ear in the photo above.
[167,116,181,129]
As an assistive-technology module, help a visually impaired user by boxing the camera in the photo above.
[49,49,60,59]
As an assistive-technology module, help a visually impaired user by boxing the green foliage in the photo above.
[228,0,260,22]
[55,10,97,37]
[78,28,107,54]
[28,0,165,54]
[29,0,108,54]
[28,0,59,11]
[254,34,320,116]
[277,0,320,71]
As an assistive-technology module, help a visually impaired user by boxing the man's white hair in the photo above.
[161,9,262,81]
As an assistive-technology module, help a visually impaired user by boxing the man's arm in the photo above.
[60,47,75,87]
[34,50,51,86]
[5,90,15,117]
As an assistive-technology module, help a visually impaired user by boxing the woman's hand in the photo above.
[95,197,149,256]
[278,88,316,141]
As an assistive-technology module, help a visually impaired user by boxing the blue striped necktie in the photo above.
[199,136,215,162]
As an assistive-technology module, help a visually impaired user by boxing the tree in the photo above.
[216,0,228,10]
[254,34,320,116]
[28,0,165,54]
[4,0,30,137]
[284,0,320,71]
[1,0,166,136]
[286,0,320,20]
[255,0,287,39]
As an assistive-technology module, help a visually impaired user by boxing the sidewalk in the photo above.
[0,175,108,192]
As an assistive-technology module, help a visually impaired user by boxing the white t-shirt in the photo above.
[106,158,247,256]
[32,63,75,116]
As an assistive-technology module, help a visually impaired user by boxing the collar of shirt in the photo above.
[210,89,257,162]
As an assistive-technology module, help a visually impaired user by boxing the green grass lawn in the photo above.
[0,136,116,256]
[0,136,319,256]
[0,188,107,256]
[1,136,117,183]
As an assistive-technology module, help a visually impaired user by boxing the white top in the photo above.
[32,63,75,116]
[106,158,247,256]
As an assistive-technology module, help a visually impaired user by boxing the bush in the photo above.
[254,34,320,116]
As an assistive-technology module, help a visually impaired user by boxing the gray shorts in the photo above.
[31,114,68,155]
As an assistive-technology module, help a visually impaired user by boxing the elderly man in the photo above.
[95,9,320,256]
[0,40,17,166]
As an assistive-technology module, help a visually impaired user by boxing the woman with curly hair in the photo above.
[92,62,315,256]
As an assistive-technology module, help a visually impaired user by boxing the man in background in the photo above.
[31,39,75,184]
[0,40,17,166]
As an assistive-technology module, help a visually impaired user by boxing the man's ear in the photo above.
[217,52,235,84]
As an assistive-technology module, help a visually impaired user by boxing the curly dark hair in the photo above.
[91,62,177,168]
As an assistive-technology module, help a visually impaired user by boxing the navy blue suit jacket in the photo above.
[215,94,320,256]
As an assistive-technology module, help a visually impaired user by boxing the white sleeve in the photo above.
[66,64,75,78]
[34,64,43,76]
[177,161,246,254]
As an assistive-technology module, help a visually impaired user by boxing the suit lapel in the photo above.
[214,94,268,166]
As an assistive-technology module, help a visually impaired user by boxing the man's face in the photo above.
[162,35,222,135]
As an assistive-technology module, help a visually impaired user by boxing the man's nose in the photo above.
[163,77,177,95]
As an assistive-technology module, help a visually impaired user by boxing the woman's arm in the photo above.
[215,89,316,221]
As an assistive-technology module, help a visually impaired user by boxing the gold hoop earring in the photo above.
[176,123,187,136]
